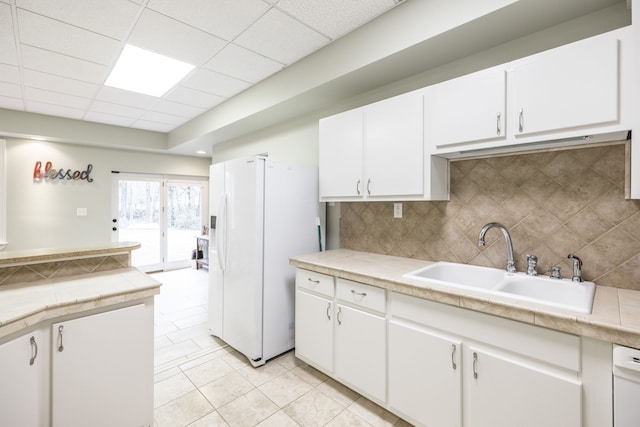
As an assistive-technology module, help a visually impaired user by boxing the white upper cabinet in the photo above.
[426,67,507,148]
[512,36,619,137]
[319,108,364,199]
[364,91,424,198]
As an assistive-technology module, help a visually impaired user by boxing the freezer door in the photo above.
[208,163,225,337]
[221,157,265,364]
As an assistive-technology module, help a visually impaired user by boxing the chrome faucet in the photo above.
[478,222,516,273]
[567,254,583,282]
[526,254,538,276]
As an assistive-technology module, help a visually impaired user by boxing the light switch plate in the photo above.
[394,203,402,218]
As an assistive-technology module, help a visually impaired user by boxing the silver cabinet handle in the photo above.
[326,302,331,320]
[366,178,371,195]
[337,307,342,325]
[350,289,367,297]
[307,278,320,284]
[356,179,361,195]
[29,336,38,366]
[451,344,457,370]
[496,112,501,135]
[518,108,524,133]
[473,352,478,379]
[58,325,64,352]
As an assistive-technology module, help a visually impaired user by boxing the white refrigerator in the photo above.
[208,155,323,367]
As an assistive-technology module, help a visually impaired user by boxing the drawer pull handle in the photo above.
[473,352,478,379]
[337,307,342,325]
[307,278,320,284]
[58,325,64,352]
[366,178,372,195]
[326,302,331,320]
[351,289,367,297]
[518,108,524,133]
[29,336,38,366]
[356,179,361,195]
[496,112,501,135]
[451,344,457,370]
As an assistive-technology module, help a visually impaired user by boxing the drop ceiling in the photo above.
[0,0,403,136]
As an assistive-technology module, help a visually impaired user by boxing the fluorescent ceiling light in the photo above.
[106,44,195,97]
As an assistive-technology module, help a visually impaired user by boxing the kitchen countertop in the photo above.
[0,241,141,265]
[290,249,640,348]
[0,267,161,341]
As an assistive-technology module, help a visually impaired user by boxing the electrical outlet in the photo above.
[393,203,403,218]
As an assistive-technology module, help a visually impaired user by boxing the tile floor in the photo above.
[151,268,413,427]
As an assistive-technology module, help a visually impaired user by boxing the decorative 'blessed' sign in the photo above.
[33,161,94,182]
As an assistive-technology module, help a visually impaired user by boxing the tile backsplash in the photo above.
[340,142,640,290]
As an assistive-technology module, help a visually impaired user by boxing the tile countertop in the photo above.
[290,249,640,348]
[0,241,141,265]
[0,267,161,341]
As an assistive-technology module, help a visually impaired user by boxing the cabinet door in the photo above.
[466,347,581,427]
[51,304,153,427]
[295,290,334,373]
[427,68,506,148]
[0,330,42,427]
[319,109,364,199]
[335,304,386,402]
[365,92,424,197]
[388,321,461,427]
[512,36,618,136]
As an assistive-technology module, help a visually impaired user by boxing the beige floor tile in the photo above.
[325,410,373,427]
[271,351,304,370]
[184,357,236,388]
[258,370,314,407]
[238,361,288,387]
[155,366,182,383]
[316,377,361,407]
[155,372,197,408]
[347,397,399,427]
[283,389,345,427]
[186,411,229,427]
[199,371,255,408]
[255,410,300,427]
[218,348,253,370]
[217,389,279,427]
[155,390,214,427]
[155,339,203,366]
[291,363,328,386]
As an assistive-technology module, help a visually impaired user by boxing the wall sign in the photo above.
[33,161,94,182]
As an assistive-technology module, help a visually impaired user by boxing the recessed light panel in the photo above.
[105,44,195,97]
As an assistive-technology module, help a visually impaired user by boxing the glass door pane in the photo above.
[166,182,204,266]
[117,179,162,271]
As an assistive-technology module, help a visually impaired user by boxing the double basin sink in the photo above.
[404,262,595,314]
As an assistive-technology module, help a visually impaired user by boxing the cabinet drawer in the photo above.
[296,269,334,297]
[337,279,386,313]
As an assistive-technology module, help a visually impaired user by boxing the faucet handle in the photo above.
[549,266,561,279]
[526,254,538,276]
[567,254,583,282]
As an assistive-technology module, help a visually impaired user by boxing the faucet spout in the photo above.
[478,222,516,273]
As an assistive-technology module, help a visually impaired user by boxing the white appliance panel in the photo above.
[208,162,225,337]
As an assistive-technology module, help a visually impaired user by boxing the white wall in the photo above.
[6,138,210,251]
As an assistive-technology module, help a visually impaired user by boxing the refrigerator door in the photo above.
[208,163,225,337]
[221,157,265,363]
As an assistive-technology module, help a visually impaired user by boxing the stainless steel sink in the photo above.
[404,262,595,314]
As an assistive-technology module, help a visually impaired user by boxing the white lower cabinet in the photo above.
[0,329,43,427]
[466,346,581,427]
[295,290,334,373]
[388,321,462,426]
[51,303,153,427]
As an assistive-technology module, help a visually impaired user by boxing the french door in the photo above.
[111,173,208,272]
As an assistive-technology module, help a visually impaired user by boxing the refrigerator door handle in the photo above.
[217,193,227,272]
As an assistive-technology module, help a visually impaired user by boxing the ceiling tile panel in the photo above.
[0,2,18,65]
[23,69,98,98]
[95,86,159,109]
[17,10,121,65]
[24,86,92,109]
[88,100,145,119]
[276,0,397,39]
[181,68,250,98]
[234,8,329,65]
[15,0,140,40]
[84,111,137,127]
[20,45,109,84]
[165,86,225,109]
[0,95,24,110]
[0,81,21,98]
[204,43,283,84]
[128,9,226,65]
[26,101,84,120]
[0,63,21,85]
[140,110,189,126]
[147,0,269,41]
[151,99,205,118]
